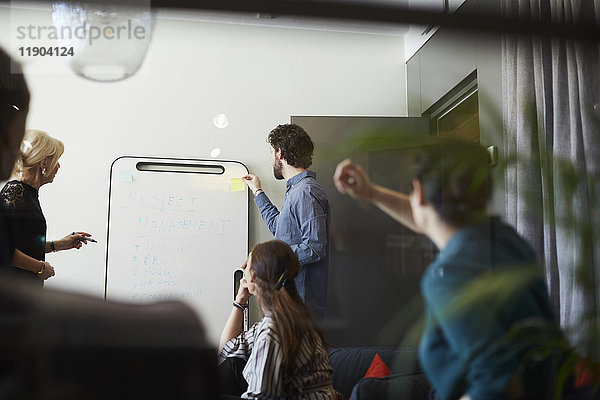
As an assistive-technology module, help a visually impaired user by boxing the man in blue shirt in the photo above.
[333,139,559,399]
[243,124,330,320]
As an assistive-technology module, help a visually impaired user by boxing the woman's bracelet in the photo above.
[37,261,46,275]
[233,301,248,310]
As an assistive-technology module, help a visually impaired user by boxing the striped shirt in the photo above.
[220,315,340,400]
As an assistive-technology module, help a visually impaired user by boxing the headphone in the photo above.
[274,270,288,290]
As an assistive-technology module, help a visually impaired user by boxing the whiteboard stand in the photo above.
[105,156,249,345]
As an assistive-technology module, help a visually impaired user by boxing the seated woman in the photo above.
[218,240,340,400]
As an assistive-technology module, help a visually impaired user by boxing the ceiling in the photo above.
[156,8,411,36]
[157,0,451,36]
[4,0,452,37]
[7,1,592,41]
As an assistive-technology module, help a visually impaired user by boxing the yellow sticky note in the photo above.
[231,178,245,192]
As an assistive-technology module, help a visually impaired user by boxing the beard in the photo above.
[272,158,284,180]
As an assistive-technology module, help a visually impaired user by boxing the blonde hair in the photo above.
[13,129,64,177]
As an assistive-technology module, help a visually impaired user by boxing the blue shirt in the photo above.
[418,218,556,400]
[254,171,330,319]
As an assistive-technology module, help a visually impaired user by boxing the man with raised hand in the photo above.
[333,139,558,400]
[243,123,330,320]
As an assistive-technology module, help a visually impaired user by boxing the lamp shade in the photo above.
[52,1,154,82]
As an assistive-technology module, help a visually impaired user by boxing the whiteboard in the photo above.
[105,156,248,345]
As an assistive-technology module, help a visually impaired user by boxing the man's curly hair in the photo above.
[268,124,314,169]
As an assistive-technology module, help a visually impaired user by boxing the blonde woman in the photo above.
[218,240,341,400]
[0,129,91,285]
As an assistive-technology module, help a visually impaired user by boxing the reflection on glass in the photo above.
[52,1,154,82]
[437,90,479,142]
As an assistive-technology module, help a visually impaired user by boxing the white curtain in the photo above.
[501,0,600,351]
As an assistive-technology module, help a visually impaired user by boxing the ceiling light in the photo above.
[52,1,154,82]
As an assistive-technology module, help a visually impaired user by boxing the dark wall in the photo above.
[292,116,435,348]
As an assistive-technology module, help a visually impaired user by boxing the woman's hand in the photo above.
[219,257,252,352]
[235,258,252,305]
[39,261,55,280]
[56,231,92,251]
[236,278,251,305]
[12,249,56,279]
